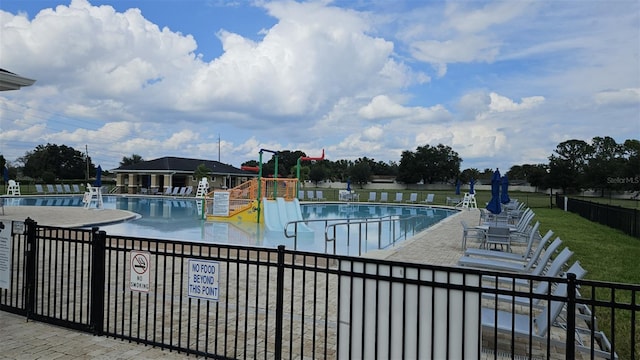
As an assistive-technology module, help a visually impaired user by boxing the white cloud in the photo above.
[488,93,545,112]
[0,0,637,172]
[593,88,640,106]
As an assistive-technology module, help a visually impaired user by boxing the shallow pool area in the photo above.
[5,196,457,255]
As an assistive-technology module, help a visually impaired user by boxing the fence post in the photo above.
[24,218,37,319]
[565,273,577,360]
[274,245,286,360]
[90,228,106,335]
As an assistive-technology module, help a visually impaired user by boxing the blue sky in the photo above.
[1,0,638,172]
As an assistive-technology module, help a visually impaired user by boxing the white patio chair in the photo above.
[406,193,418,203]
[367,192,376,202]
[393,192,403,202]
[380,192,388,202]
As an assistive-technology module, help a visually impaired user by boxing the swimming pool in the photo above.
[6,196,457,255]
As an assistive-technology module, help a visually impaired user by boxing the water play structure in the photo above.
[204,149,324,232]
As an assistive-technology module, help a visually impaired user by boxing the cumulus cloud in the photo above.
[0,0,637,172]
[593,88,640,106]
[488,93,545,112]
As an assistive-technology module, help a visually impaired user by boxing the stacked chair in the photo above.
[458,205,616,359]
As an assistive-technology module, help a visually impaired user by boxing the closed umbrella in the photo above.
[501,175,511,204]
[486,169,502,215]
[346,178,351,192]
[469,178,476,194]
[455,179,461,195]
[94,165,102,187]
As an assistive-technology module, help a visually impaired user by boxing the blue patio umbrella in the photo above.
[346,178,351,192]
[455,179,461,195]
[501,175,511,204]
[469,178,476,194]
[486,169,502,215]
[3,166,8,183]
[94,165,102,187]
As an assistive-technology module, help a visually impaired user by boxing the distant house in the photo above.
[112,156,257,194]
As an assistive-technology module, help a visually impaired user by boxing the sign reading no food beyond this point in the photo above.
[188,259,220,301]
[129,251,151,293]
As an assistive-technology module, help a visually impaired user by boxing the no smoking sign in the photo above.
[130,251,151,293]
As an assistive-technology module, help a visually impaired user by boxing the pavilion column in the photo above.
[164,174,173,193]
[128,174,136,194]
[116,174,126,194]
[150,174,159,194]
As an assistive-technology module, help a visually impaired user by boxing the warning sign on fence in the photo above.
[129,250,151,293]
[187,259,220,301]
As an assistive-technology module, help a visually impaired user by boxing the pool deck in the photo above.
[0,206,138,227]
[0,206,486,359]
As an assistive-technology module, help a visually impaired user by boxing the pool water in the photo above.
[7,196,456,255]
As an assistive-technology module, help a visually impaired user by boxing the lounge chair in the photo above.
[422,193,435,204]
[481,266,616,359]
[446,196,460,206]
[482,261,589,312]
[72,184,81,193]
[307,190,315,201]
[465,223,547,262]
[164,187,173,195]
[406,193,418,203]
[298,190,305,200]
[461,220,485,250]
[481,245,574,288]
[55,184,64,193]
[177,187,187,196]
[184,187,193,196]
[393,192,403,202]
[316,190,326,201]
[380,192,388,202]
[63,184,72,193]
[368,192,376,202]
[46,184,55,194]
[7,180,21,195]
[35,184,45,194]
[171,187,180,196]
[458,237,564,273]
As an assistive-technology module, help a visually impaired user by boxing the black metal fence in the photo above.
[1,218,639,359]
[556,194,640,238]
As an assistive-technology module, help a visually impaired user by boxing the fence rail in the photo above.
[557,194,640,238]
[1,218,638,359]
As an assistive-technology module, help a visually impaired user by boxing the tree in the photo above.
[23,144,90,180]
[308,164,326,186]
[396,150,422,184]
[193,163,212,182]
[622,139,640,192]
[584,136,625,195]
[548,139,591,193]
[459,168,481,183]
[120,154,144,167]
[398,144,461,184]
[350,158,372,188]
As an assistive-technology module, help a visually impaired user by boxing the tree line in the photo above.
[2,136,638,195]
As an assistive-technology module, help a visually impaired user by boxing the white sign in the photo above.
[187,259,220,301]
[0,220,12,290]
[129,251,151,293]
[212,191,230,216]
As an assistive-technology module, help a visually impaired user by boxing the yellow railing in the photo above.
[205,178,298,218]
[259,178,298,201]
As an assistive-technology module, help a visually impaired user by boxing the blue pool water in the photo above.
[6,196,456,255]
